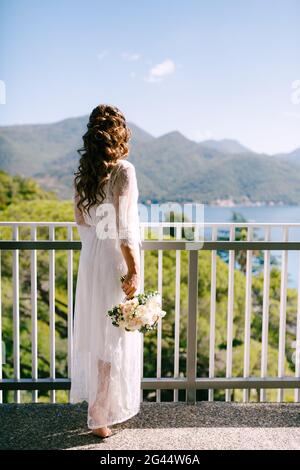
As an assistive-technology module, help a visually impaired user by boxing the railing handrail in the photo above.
[2,376,299,391]
[1,240,300,250]
[2,221,300,227]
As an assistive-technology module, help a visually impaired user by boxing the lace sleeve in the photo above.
[112,162,141,249]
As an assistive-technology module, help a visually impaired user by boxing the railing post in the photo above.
[12,225,20,403]
[243,226,253,402]
[30,226,38,403]
[278,227,289,402]
[67,226,73,389]
[140,226,145,403]
[156,225,163,402]
[174,224,181,402]
[186,248,198,404]
[225,225,235,402]
[0,248,2,404]
[49,226,56,403]
[208,226,217,401]
[260,226,271,402]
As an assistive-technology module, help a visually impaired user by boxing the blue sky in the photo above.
[0,0,299,153]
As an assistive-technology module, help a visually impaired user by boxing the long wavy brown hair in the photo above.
[74,104,132,214]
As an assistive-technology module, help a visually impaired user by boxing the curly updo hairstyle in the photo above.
[74,104,132,214]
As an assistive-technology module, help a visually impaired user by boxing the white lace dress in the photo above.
[70,159,142,429]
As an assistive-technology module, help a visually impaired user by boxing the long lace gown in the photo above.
[70,159,142,429]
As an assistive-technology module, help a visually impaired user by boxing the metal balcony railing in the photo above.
[0,221,300,404]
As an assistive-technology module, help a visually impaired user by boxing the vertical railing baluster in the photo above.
[174,224,181,402]
[225,225,235,402]
[278,226,289,402]
[208,226,217,402]
[260,226,271,402]
[194,223,200,241]
[31,226,38,403]
[243,226,253,402]
[140,226,145,403]
[156,225,163,402]
[0,247,2,404]
[186,248,198,403]
[294,249,300,403]
[13,225,20,403]
[67,226,73,402]
[49,226,56,403]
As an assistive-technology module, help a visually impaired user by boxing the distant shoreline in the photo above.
[209,200,288,208]
[141,199,296,208]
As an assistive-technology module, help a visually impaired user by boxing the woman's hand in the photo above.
[121,272,140,299]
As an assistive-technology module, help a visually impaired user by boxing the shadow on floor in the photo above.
[1,402,300,450]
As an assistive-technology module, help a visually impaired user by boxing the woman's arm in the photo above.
[112,163,141,298]
[120,245,140,299]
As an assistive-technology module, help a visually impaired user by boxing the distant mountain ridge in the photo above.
[200,138,253,155]
[0,115,300,204]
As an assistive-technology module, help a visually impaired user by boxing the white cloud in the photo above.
[130,71,137,79]
[122,52,141,61]
[145,59,176,83]
[97,50,109,60]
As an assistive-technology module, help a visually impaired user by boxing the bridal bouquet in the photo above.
[107,276,166,333]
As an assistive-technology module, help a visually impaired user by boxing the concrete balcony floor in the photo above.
[1,402,300,450]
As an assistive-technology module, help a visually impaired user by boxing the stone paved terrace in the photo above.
[1,402,300,450]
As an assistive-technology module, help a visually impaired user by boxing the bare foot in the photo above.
[92,426,112,438]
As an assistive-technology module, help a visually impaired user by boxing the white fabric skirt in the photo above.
[70,225,142,429]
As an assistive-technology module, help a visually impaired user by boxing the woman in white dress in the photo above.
[70,104,142,438]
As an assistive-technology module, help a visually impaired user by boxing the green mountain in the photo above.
[0,116,300,204]
[201,138,253,155]
[0,116,153,176]
[276,148,300,166]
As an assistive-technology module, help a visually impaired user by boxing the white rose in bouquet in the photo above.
[107,288,166,333]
